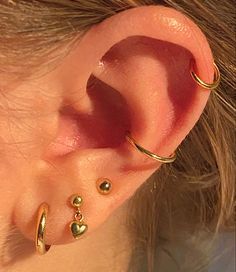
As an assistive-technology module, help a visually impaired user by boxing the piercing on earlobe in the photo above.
[96,178,112,195]
[190,60,221,90]
[69,195,88,239]
[35,203,51,255]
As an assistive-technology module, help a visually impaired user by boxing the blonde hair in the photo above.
[0,0,235,271]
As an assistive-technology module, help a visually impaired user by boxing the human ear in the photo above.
[11,5,215,247]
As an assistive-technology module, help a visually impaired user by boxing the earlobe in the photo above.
[13,5,219,248]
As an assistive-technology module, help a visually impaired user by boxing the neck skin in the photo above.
[1,203,133,272]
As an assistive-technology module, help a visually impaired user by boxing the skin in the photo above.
[0,5,214,272]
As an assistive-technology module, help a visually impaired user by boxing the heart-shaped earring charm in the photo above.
[69,195,88,239]
[70,221,88,239]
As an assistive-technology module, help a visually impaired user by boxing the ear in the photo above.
[13,6,215,246]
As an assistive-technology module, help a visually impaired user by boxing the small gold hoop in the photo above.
[35,203,51,255]
[126,132,176,163]
[190,61,221,90]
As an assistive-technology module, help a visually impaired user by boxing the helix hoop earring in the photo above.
[35,203,51,255]
[190,61,221,90]
[126,132,176,163]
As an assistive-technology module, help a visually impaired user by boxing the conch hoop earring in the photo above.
[126,132,176,163]
[35,203,51,255]
[190,61,221,90]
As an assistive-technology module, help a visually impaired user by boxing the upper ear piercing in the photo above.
[35,203,51,255]
[126,61,221,163]
[126,132,177,163]
[96,178,113,195]
[69,195,88,239]
[190,61,221,90]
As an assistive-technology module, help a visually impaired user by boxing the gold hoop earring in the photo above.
[126,132,176,163]
[35,203,51,255]
[190,61,221,90]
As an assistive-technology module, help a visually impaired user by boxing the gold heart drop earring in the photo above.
[69,195,88,239]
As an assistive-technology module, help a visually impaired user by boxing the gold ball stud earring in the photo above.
[96,178,112,195]
[69,195,88,239]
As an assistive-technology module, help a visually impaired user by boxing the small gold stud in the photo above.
[70,195,83,208]
[97,178,112,195]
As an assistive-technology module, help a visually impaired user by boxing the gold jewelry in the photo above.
[191,61,236,112]
[126,132,176,163]
[190,61,220,90]
[69,195,88,239]
[96,178,112,195]
[35,203,51,255]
